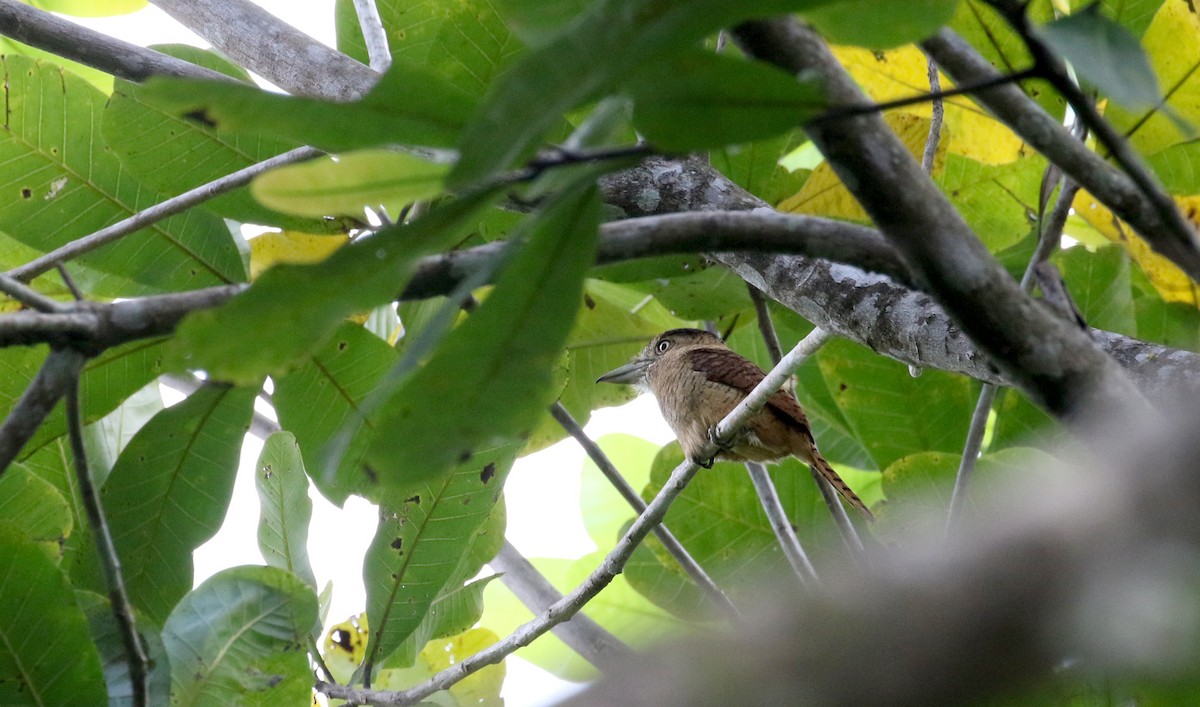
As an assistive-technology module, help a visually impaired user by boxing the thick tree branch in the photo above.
[489,541,630,671]
[148,0,378,100]
[732,17,1147,424]
[923,29,1200,281]
[0,0,228,83]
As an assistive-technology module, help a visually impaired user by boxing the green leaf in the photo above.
[710,131,810,206]
[1147,139,1200,194]
[0,56,244,296]
[802,0,960,49]
[0,466,71,557]
[817,339,976,470]
[84,384,256,625]
[450,0,837,185]
[990,387,1056,450]
[0,524,106,706]
[76,591,171,707]
[251,149,448,218]
[363,185,600,486]
[335,0,526,94]
[80,382,163,483]
[628,51,826,151]
[579,433,659,547]
[103,45,336,233]
[1054,244,1135,336]
[1135,295,1200,350]
[26,0,146,17]
[274,324,399,506]
[162,566,317,706]
[255,432,318,588]
[140,61,478,153]
[1037,4,1163,108]
[169,188,499,385]
[935,153,1047,252]
[625,262,752,321]
[363,444,517,676]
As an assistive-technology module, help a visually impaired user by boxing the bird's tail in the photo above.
[811,450,874,521]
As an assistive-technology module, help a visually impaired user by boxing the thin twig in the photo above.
[746,285,784,364]
[352,0,392,72]
[0,273,67,313]
[318,321,829,705]
[310,636,337,685]
[0,349,83,475]
[55,264,84,302]
[65,359,150,707]
[745,461,818,585]
[8,147,321,283]
[490,540,630,670]
[549,402,739,618]
[921,53,944,174]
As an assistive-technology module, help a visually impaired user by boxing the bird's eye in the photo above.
[655,339,671,354]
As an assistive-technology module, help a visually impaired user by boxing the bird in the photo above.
[597,328,873,520]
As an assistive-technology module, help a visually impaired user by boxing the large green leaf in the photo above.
[169,188,499,384]
[162,566,317,706]
[627,51,826,151]
[103,45,334,233]
[710,131,810,206]
[1147,140,1200,194]
[817,339,976,470]
[362,443,517,676]
[82,385,256,625]
[255,432,317,588]
[335,0,526,94]
[140,61,478,153]
[0,55,244,296]
[802,0,960,49]
[363,185,600,486]
[0,524,106,705]
[274,323,399,506]
[1135,295,1200,351]
[450,0,838,185]
[0,466,71,557]
[935,153,1046,252]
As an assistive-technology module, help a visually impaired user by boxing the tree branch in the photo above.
[489,540,630,670]
[352,0,392,73]
[65,364,150,707]
[923,28,1199,282]
[549,402,739,618]
[0,0,229,83]
[147,0,378,100]
[732,17,1148,425]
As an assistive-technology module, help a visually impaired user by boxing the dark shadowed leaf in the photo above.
[255,432,318,588]
[362,185,600,485]
[162,566,317,706]
[0,524,106,706]
[628,51,826,151]
[76,591,171,707]
[802,0,960,49]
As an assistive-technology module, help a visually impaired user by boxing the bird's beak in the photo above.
[596,358,649,385]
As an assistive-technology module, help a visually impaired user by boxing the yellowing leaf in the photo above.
[252,149,448,218]
[322,613,370,683]
[1072,190,1200,306]
[374,627,505,705]
[248,231,349,280]
[831,44,1029,164]
[1106,0,1200,154]
[779,112,947,220]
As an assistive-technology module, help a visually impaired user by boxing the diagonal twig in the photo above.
[65,361,150,707]
[0,348,84,475]
[352,0,392,73]
[549,402,739,618]
[0,273,67,313]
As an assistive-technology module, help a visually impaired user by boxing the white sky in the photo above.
[70,3,674,705]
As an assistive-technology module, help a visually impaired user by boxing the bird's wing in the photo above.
[684,348,811,430]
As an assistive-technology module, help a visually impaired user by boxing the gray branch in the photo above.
[0,348,84,475]
[0,0,228,82]
[490,541,630,671]
[148,0,378,100]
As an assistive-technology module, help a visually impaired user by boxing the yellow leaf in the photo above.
[1106,1,1200,155]
[322,613,370,684]
[248,231,349,280]
[831,44,1029,164]
[373,627,506,706]
[1072,190,1200,306]
[778,112,947,220]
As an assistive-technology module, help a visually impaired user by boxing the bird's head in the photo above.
[596,328,726,387]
